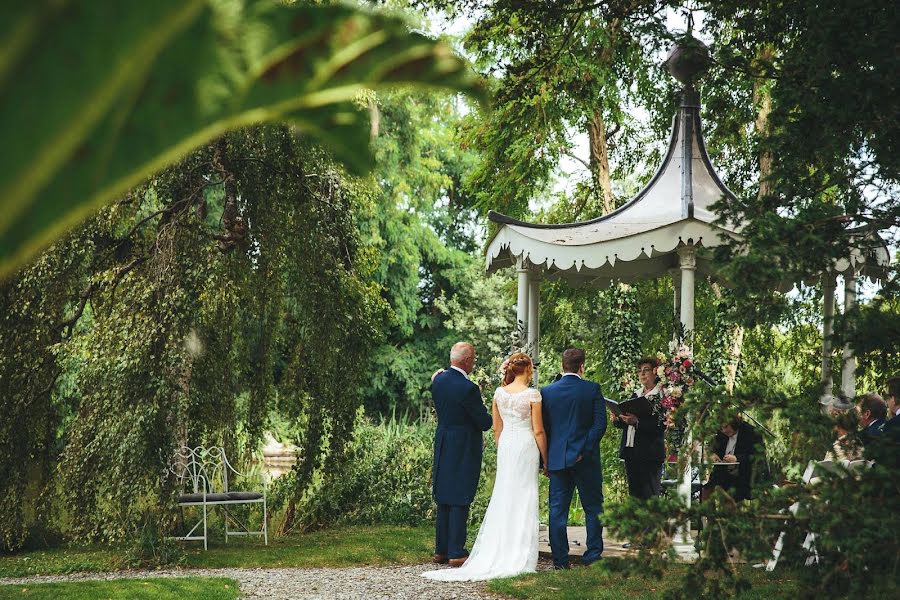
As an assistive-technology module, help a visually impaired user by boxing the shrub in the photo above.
[296,411,436,530]
[125,511,184,569]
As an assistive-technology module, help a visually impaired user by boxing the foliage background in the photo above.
[1,1,898,597]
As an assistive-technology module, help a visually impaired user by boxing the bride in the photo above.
[421,352,548,581]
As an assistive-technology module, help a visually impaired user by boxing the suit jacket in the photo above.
[860,418,885,447]
[710,420,762,500]
[883,415,900,436]
[541,375,607,471]
[431,368,492,505]
[614,391,666,463]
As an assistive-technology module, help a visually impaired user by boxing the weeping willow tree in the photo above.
[0,126,388,548]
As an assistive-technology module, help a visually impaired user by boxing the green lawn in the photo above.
[0,577,239,600]
[0,525,433,578]
[487,560,802,600]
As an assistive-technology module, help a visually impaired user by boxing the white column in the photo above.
[674,245,698,559]
[528,277,540,384]
[516,263,530,349]
[841,271,857,398]
[677,246,697,510]
[821,274,836,400]
[678,246,696,333]
[671,269,682,329]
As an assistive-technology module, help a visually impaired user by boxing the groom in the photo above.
[430,342,492,567]
[541,348,607,568]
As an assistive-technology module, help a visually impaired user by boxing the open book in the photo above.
[605,395,655,420]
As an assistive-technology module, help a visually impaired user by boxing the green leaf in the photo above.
[0,0,488,278]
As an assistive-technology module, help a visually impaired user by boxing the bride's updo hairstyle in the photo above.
[502,352,534,385]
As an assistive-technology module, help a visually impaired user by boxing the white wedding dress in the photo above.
[421,387,541,582]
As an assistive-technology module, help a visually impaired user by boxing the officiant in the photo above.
[612,357,667,499]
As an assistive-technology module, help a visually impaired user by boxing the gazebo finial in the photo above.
[664,32,710,88]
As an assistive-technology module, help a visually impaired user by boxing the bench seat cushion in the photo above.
[227,491,263,501]
[178,492,229,503]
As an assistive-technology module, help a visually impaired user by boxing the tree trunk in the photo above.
[753,45,775,201]
[724,325,744,394]
[278,500,296,536]
[712,282,744,393]
[588,109,615,215]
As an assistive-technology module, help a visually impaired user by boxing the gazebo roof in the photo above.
[485,88,740,287]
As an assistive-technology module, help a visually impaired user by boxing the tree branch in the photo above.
[58,282,98,339]
[563,150,592,171]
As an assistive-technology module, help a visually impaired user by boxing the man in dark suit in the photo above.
[702,416,762,502]
[430,342,492,567]
[856,393,887,447]
[613,357,666,500]
[541,348,607,569]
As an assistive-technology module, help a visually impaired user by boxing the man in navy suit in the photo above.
[541,348,607,569]
[856,393,887,448]
[430,342,492,567]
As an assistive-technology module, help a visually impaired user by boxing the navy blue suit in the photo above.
[541,374,607,567]
[883,414,900,436]
[860,418,885,448]
[431,367,492,559]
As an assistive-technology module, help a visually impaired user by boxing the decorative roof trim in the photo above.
[485,219,740,275]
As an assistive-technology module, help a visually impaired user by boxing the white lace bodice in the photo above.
[494,387,541,430]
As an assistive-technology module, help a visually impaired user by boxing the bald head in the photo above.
[450,342,476,374]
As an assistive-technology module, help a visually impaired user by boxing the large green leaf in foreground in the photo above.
[0,0,487,278]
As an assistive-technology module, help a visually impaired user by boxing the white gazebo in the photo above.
[486,40,738,382]
[485,41,730,556]
[485,40,889,401]
[484,36,889,556]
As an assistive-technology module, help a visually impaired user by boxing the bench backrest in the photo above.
[170,446,240,494]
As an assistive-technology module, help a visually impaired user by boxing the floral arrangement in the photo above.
[656,342,699,413]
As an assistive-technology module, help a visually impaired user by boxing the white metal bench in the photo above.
[169,446,268,550]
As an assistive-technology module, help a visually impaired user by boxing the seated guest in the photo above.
[883,377,900,436]
[612,357,666,500]
[822,395,862,461]
[856,393,887,447]
[701,416,762,502]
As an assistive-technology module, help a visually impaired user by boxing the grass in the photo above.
[0,577,239,600]
[0,525,433,578]
[487,560,803,600]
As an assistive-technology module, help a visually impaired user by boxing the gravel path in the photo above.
[0,563,519,599]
